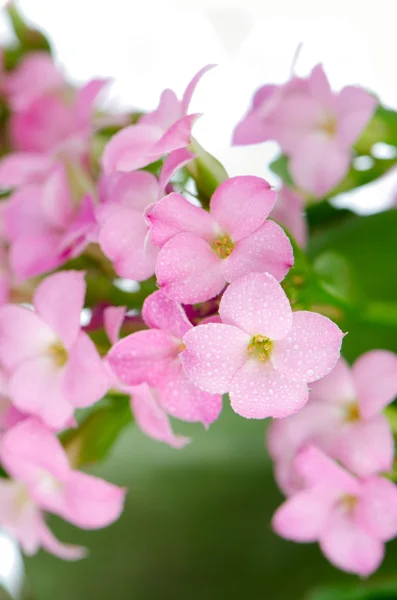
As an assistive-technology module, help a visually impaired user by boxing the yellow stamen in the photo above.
[211,233,235,259]
[48,341,68,367]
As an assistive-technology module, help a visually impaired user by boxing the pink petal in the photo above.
[290,135,350,198]
[336,86,377,147]
[76,78,107,128]
[309,357,355,405]
[308,64,334,107]
[210,176,277,241]
[219,272,293,339]
[151,113,200,156]
[40,164,74,228]
[8,357,74,430]
[0,153,52,189]
[294,446,359,494]
[100,170,159,212]
[0,418,69,483]
[180,64,216,116]
[139,89,181,130]
[353,350,397,419]
[131,383,190,448]
[142,290,191,338]
[229,360,309,419]
[181,323,250,394]
[58,470,125,529]
[33,271,86,349]
[270,186,307,248]
[98,204,158,281]
[103,306,127,345]
[356,477,397,542]
[9,233,63,282]
[158,147,195,196]
[38,518,87,560]
[107,329,178,387]
[63,332,110,408]
[157,358,222,425]
[223,220,293,283]
[146,193,216,248]
[156,233,225,304]
[272,311,343,383]
[273,488,334,542]
[335,416,394,477]
[320,506,384,576]
[0,305,56,369]
[4,185,48,239]
[101,124,164,174]
[232,110,275,145]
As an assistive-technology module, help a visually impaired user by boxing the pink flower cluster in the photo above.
[269,351,397,575]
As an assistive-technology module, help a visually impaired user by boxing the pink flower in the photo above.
[268,352,397,492]
[97,148,194,281]
[0,271,110,429]
[0,418,125,559]
[181,272,343,419]
[3,163,96,281]
[103,306,190,448]
[146,176,293,303]
[233,65,377,197]
[101,65,214,174]
[107,291,222,428]
[270,186,307,248]
[273,445,397,576]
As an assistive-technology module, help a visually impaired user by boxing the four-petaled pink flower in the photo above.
[101,65,214,174]
[0,271,110,429]
[107,290,222,427]
[146,176,294,303]
[273,445,397,576]
[181,272,343,419]
[233,65,377,197]
[0,418,125,559]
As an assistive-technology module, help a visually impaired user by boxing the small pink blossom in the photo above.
[268,352,397,492]
[101,65,213,174]
[273,445,397,576]
[146,176,293,303]
[0,418,125,559]
[0,271,110,429]
[233,65,377,197]
[181,272,343,419]
[107,291,222,428]
[270,186,307,247]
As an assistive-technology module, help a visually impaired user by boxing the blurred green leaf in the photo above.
[269,154,294,186]
[308,579,397,600]
[356,104,397,153]
[313,251,359,304]
[6,2,51,53]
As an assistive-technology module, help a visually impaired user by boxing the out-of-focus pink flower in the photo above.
[146,176,293,303]
[0,418,125,559]
[0,271,110,429]
[233,65,377,197]
[268,352,397,492]
[270,186,307,247]
[107,291,222,428]
[181,272,343,419]
[101,65,214,174]
[3,163,96,281]
[273,446,397,576]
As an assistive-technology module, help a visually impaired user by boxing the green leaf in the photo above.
[61,394,132,468]
[356,104,397,153]
[187,138,228,205]
[308,580,397,600]
[6,3,51,54]
[269,154,294,186]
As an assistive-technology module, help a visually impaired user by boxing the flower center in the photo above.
[48,341,68,367]
[345,401,360,422]
[211,233,235,259]
[339,494,358,513]
[320,115,337,137]
[248,335,273,362]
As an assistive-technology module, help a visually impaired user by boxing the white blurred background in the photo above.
[0,0,395,594]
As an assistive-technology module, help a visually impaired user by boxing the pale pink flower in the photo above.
[101,65,214,174]
[268,352,397,492]
[233,65,377,197]
[270,186,307,247]
[0,418,125,559]
[273,445,397,576]
[181,272,343,419]
[146,176,293,303]
[0,271,110,429]
[107,291,222,427]
[103,306,190,448]
[3,163,96,281]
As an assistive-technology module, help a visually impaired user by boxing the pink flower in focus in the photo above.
[0,271,109,429]
[103,306,190,448]
[233,65,377,197]
[270,186,307,247]
[181,272,343,419]
[273,446,397,576]
[146,176,293,303]
[0,418,125,559]
[107,291,222,428]
[268,352,397,492]
[101,65,214,174]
